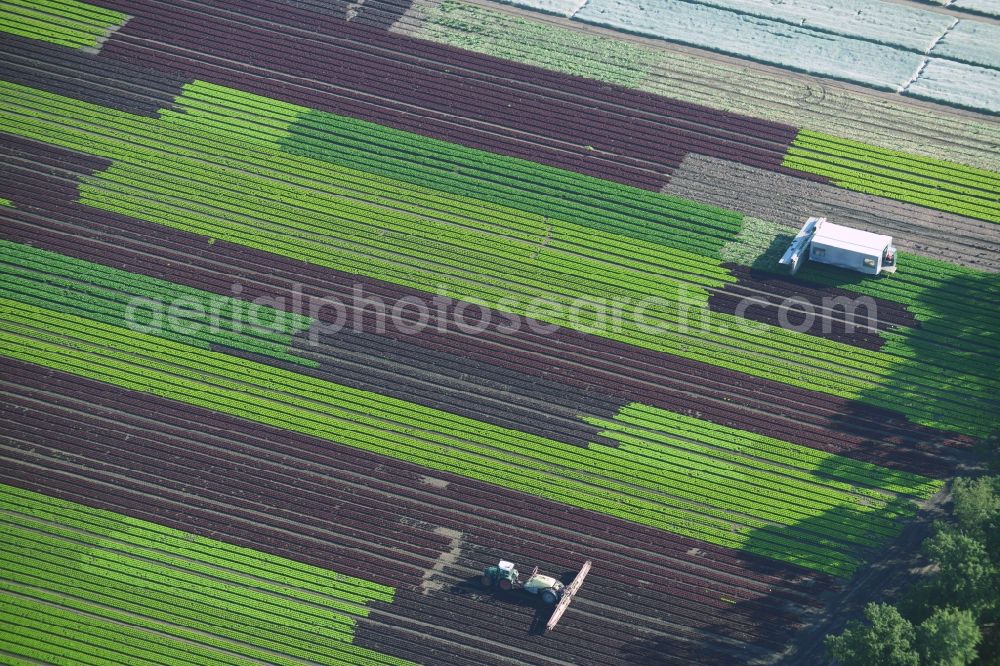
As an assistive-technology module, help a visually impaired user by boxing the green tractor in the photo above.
[480,559,593,631]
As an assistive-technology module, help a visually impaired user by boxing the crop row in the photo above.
[0,32,188,117]
[1,116,976,460]
[5,126,894,401]
[791,130,1000,191]
[602,404,943,498]
[0,297,941,574]
[5,75,994,434]
[785,131,1000,224]
[0,413,797,650]
[0,239,314,365]
[0,0,125,49]
[120,0,799,157]
[398,0,1000,172]
[93,0,807,193]
[0,197,967,479]
[97,83,1000,426]
[70,78,1000,422]
[1,362,833,660]
[282,106,741,257]
[0,369,817,610]
[0,483,411,666]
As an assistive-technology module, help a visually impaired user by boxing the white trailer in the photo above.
[780,217,897,276]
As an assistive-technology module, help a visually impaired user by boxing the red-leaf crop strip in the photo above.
[397,0,1000,168]
[0,33,189,117]
[708,264,921,351]
[0,483,414,666]
[87,0,805,192]
[1,357,837,664]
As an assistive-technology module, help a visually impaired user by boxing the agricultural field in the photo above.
[0,0,998,664]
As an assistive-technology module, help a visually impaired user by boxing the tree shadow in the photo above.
[617,491,944,665]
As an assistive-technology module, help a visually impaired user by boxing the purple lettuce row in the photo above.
[223,330,619,449]
[0,192,970,478]
[260,0,411,30]
[350,0,413,29]
[0,357,829,594]
[709,291,888,350]
[142,0,797,143]
[377,575,793,662]
[0,135,113,204]
[114,16,778,169]
[1,362,816,664]
[86,0,823,190]
[0,33,187,117]
[707,265,921,352]
[100,39,663,189]
[100,0,792,139]
[4,409,451,568]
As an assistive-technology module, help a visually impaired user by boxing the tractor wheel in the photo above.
[541,589,559,605]
[498,578,513,591]
[480,575,493,588]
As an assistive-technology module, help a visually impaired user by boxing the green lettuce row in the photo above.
[785,155,1000,223]
[784,130,1000,224]
[0,485,390,600]
[0,512,378,611]
[0,594,254,666]
[0,485,413,665]
[605,404,943,497]
[0,240,314,365]
[0,0,126,49]
[580,439,902,547]
[2,538,360,660]
[284,111,739,257]
[791,129,1000,190]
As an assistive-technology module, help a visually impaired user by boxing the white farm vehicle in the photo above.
[480,559,592,632]
[780,217,897,276]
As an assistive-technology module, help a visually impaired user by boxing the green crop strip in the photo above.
[0,198,12,207]
[784,130,1000,224]
[1,78,997,435]
[0,484,414,666]
[415,0,661,87]
[0,240,316,366]
[0,0,126,49]
[0,299,943,575]
[589,403,941,574]
[281,110,741,258]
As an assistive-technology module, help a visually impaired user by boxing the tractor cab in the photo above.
[481,559,518,590]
